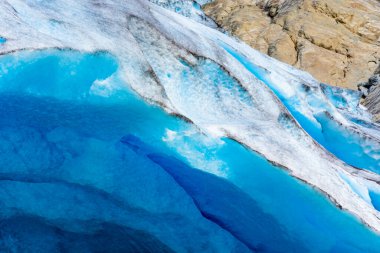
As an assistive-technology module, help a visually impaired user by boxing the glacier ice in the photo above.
[1,0,380,251]
[1,49,380,252]
[148,0,217,28]
[0,50,250,253]
[219,42,380,172]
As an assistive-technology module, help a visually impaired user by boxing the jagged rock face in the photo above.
[203,0,380,88]
[362,74,380,121]
[365,90,380,122]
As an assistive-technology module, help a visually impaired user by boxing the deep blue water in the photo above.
[1,49,380,252]
[0,37,5,44]
[220,43,380,173]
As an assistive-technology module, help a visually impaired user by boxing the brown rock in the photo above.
[203,0,380,89]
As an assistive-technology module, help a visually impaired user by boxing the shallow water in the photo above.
[1,49,380,252]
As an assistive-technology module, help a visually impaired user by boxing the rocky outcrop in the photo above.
[203,0,380,89]
[361,71,380,121]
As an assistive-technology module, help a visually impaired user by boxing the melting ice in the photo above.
[0,49,380,253]
[1,0,380,252]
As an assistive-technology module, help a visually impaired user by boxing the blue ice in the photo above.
[1,49,380,252]
[220,43,380,172]
[192,1,202,10]
[369,191,380,212]
[0,37,6,44]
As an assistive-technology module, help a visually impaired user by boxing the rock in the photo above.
[369,74,380,86]
[358,81,372,89]
[358,85,369,97]
[203,0,380,89]
[363,82,380,121]
[358,73,380,121]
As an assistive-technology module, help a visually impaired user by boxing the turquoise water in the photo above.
[0,37,5,44]
[220,43,380,172]
[1,49,380,252]
[193,1,201,10]
[369,191,380,212]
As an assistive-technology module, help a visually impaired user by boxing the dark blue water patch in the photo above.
[220,42,380,173]
[121,134,305,252]
[0,175,227,252]
[148,154,305,252]
[0,216,174,253]
[0,37,6,44]
[1,49,380,252]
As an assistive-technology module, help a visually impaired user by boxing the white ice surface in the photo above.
[1,0,380,232]
[148,0,217,28]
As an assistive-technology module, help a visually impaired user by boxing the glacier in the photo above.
[220,42,380,172]
[1,48,380,253]
[1,0,380,252]
[148,0,217,27]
